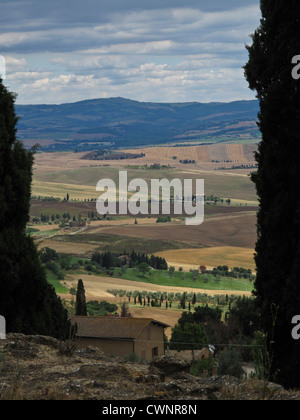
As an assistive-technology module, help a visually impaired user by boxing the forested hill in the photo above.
[15,97,260,150]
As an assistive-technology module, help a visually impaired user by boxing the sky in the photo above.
[0,0,261,105]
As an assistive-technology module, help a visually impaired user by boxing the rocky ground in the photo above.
[0,333,300,400]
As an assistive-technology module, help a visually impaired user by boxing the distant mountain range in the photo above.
[15,97,260,151]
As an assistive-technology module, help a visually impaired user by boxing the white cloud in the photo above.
[1,1,260,104]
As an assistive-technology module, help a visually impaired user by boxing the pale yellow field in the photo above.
[37,238,99,256]
[122,143,257,166]
[155,246,256,271]
[87,217,178,231]
[31,149,258,206]
[33,151,89,172]
[31,180,98,200]
[33,224,60,231]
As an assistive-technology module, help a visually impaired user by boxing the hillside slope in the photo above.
[15,98,260,149]
[1,333,299,400]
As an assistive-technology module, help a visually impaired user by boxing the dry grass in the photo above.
[36,238,99,257]
[31,180,97,200]
[225,144,247,162]
[32,149,258,204]
[88,217,164,230]
[122,143,257,166]
[33,224,60,232]
[155,246,256,271]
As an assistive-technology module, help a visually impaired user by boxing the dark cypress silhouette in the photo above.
[244,1,300,388]
[0,79,70,338]
[75,279,87,316]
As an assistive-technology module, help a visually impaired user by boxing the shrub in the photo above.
[57,271,65,280]
[217,349,245,379]
[46,261,60,276]
[125,352,140,362]
[190,357,215,377]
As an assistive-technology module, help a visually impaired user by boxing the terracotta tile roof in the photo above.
[70,316,169,339]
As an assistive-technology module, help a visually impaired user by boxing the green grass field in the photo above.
[47,261,254,295]
[113,267,254,292]
[45,269,69,294]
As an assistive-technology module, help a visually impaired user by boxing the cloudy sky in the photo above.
[0,0,261,105]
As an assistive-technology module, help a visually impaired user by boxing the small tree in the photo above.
[137,262,150,277]
[180,293,186,309]
[217,348,245,379]
[168,266,175,276]
[138,293,142,305]
[75,279,87,316]
[199,265,207,274]
[170,323,208,361]
[120,302,131,318]
[192,293,197,305]
[192,270,198,282]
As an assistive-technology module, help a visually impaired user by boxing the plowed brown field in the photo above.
[97,211,257,249]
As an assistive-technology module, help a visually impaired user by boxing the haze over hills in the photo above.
[15,97,260,150]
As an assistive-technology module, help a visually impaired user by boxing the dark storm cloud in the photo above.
[1,0,259,30]
[0,1,260,54]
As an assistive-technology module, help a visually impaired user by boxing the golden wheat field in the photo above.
[122,143,257,166]
[155,246,256,272]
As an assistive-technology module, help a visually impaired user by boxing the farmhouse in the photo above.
[71,316,170,361]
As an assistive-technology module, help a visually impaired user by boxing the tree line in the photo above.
[106,287,239,310]
[91,250,168,271]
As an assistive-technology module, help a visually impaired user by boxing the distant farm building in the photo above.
[117,254,131,264]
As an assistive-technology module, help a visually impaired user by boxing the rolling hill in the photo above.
[15,97,260,150]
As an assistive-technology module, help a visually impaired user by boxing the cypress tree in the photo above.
[75,279,87,316]
[0,79,70,339]
[244,1,300,388]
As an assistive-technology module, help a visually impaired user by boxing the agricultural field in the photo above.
[53,264,253,336]
[121,143,258,168]
[155,246,256,272]
[94,211,257,249]
[33,152,256,197]
[31,144,259,326]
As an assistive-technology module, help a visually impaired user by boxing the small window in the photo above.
[152,347,158,357]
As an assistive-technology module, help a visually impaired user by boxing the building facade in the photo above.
[71,316,169,361]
